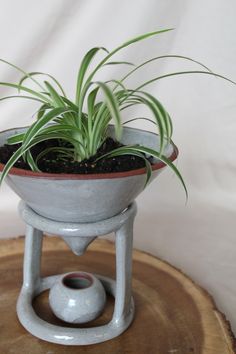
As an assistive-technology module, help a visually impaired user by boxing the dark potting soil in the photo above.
[0,138,151,174]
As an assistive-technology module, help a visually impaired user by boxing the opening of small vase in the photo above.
[62,273,93,290]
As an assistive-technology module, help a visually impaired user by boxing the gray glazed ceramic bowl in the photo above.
[49,272,106,324]
[0,126,178,222]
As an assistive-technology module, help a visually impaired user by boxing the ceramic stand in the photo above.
[16,201,137,346]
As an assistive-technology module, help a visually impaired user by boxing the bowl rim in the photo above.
[0,125,178,180]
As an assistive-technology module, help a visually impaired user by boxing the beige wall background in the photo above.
[0,0,236,332]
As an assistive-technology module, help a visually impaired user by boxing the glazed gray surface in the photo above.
[17,201,136,345]
[49,272,106,324]
[0,126,174,222]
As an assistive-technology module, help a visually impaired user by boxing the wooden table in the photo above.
[0,237,235,354]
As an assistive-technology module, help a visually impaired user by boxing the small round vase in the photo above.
[49,272,106,324]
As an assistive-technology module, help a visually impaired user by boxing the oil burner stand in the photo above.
[16,200,137,346]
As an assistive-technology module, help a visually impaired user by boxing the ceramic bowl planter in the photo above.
[0,125,177,223]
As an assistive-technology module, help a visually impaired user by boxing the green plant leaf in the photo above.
[87,28,173,82]
[25,150,41,172]
[80,29,173,111]
[0,59,45,92]
[97,147,152,187]
[0,95,45,104]
[123,117,158,126]
[118,54,214,87]
[61,97,78,111]
[87,86,99,134]
[44,81,66,107]
[22,107,74,148]
[35,146,74,164]
[0,146,24,184]
[19,71,66,96]
[75,47,109,106]
[103,61,135,66]
[105,80,129,93]
[0,82,51,103]
[135,70,236,92]
[140,91,172,141]
[7,133,25,145]
[121,92,167,152]
[37,123,83,137]
[94,81,122,140]
[98,145,187,198]
[36,103,50,120]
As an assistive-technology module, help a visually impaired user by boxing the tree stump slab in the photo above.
[0,236,235,354]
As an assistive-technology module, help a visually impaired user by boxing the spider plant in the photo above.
[0,29,234,196]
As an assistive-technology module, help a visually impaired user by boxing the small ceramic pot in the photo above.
[49,272,106,324]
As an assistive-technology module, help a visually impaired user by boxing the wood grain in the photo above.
[0,236,235,354]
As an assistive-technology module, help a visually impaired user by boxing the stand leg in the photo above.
[113,216,134,324]
[23,225,43,292]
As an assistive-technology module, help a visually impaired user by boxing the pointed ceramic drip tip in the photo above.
[62,236,96,256]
